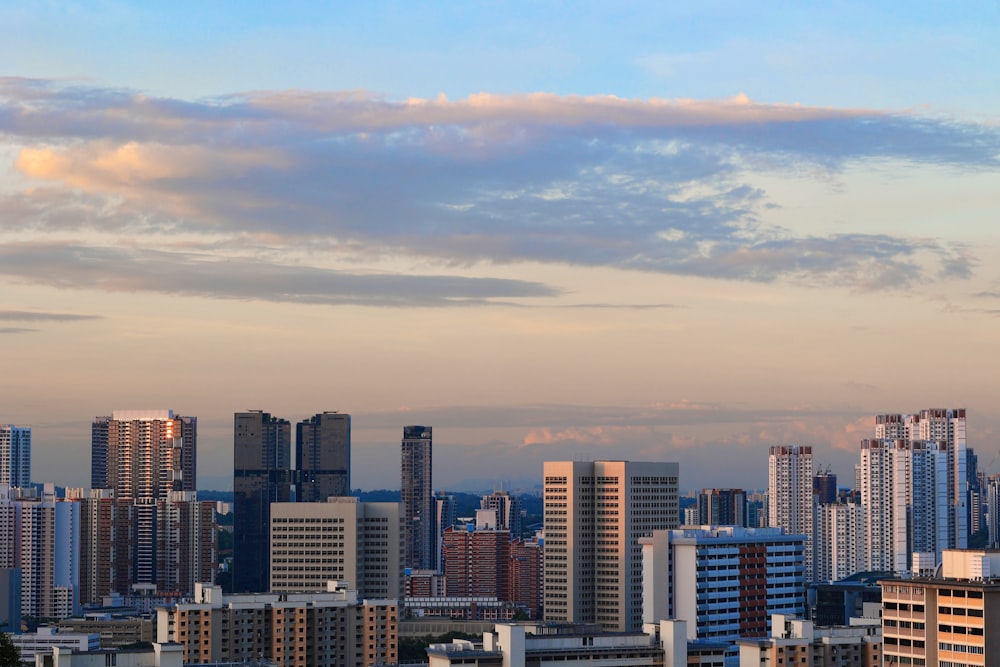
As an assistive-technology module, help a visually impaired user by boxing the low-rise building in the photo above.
[737,614,881,667]
[38,643,183,667]
[880,549,1000,667]
[156,581,397,667]
[10,627,99,663]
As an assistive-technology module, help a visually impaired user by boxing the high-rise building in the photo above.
[270,497,403,600]
[858,408,968,573]
[2,484,81,619]
[696,488,747,526]
[296,412,351,502]
[442,524,510,599]
[91,410,196,499]
[233,410,292,593]
[813,501,865,583]
[987,474,1000,548]
[874,409,968,549]
[768,446,814,581]
[401,425,433,571]
[71,487,217,603]
[480,489,523,538]
[813,471,838,505]
[0,425,30,488]
[434,492,457,573]
[642,526,806,642]
[509,536,543,619]
[543,460,679,632]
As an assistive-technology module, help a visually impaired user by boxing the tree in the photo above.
[0,630,21,667]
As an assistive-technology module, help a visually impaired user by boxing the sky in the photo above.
[2,1,1000,493]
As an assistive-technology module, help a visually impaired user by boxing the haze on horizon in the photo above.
[2,2,1000,494]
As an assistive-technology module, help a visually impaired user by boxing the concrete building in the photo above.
[697,488,747,527]
[768,445,814,582]
[296,411,351,502]
[57,612,155,649]
[0,567,20,634]
[874,409,968,551]
[0,424,30,488]
[10,627,99,663]
[642,526,806,642]
[880,549,1000,667]
[480,489,523,538]
[270,496,403,600]
[426,620,724,667]
[813,471,838,505]
[442,524,510,599]
[813,502,865,583]
[434,492,457,572]
[90,410,196,499]
[402,425,434,571]
[509,536,543,619]
[987,474,1000,548]
[40,643,183,667]
[4,484,81,619]
[543,460,679,632]
[737,614,882,667]
[233,410,292,593]
[71,488,216,603]
[157,581,397,667]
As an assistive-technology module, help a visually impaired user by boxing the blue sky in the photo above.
[2,1,999,491]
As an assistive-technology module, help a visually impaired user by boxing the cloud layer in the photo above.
[2,79,998,304]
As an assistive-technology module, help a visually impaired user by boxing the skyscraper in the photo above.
[91,410,197,499]
[696,488,747,526]
[401,426,433,571]
[768,445,814,581]
[0,425,30,488]
[296,412,351,502]
[480,489,523,538]
[543,460,679,632]
[233,410,292,593]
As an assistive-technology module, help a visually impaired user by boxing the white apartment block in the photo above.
[270,496,403,599]
[814,502,865,583]
[768,445,814,581]
[642,526,806,642]
[543,460,679,632]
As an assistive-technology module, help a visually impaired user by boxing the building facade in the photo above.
[642,526,806,642]
[880,549,1000,667]
[697,488,748,527]
[0,425,30,488]
[233,410,292,593]
[270,496,403,600]
[480,489,523,538]
[813,502,865,583]
[543,460,679,632]
[296,411,351,502]
[768,445,814,582]
[402,425,434,571]
[158,582,398,667]
[91,410,196,499]
[442,525,510,599]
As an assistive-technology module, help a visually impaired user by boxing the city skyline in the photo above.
[2,3,999,494]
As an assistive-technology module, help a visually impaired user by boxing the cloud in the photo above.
[0,310,102,321]
[2,79,998,300]
[0,241,558,307]
[0,327,38,334]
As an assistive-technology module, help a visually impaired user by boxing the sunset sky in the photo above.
[2,2,999,492]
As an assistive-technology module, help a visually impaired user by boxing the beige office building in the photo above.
[543,460,679,632]
[270,496,403,599]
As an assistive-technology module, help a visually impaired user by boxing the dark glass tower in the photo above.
[233,410,292,593]
[296,412,351,502]
[401,425,433,570]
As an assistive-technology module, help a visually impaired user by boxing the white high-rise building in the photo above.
[768,446,814,580]
[860,409,968,573]
[813,502,865,582]
[875,409,968,549]
[0,425,30,488]
[543,460,679,633]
